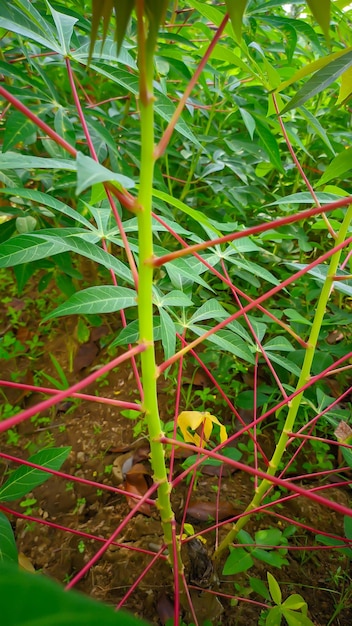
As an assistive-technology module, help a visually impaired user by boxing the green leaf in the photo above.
[165,258,214,292]
[255,528,283,546]
[110,318,162,347]
[266,605,282,626]
[190,326,255,364]
[0,153,135,194]
[160,307,176,363]
[0,188,93,229]
[153,189,222,235]
[0,220,17,244]
[0,0,61,53]
[283,309,312,326]
[0,233,133,284]
[0,152,76,172]
[0,560,149,626]
[188,299,229,324]
[263,337,294,352]
[233,258,279,286]
[267,192,342,206]
[276,46,352,94]
[282,610,314,626]
[154,289,193,308]
[43,286,137,320]
[300,108,335,156]
[225,0,249,42]
[239,107,256,140]
[76,152,135,195]
[16,216,37,234]
[267,572,282,605]
[0,447,71,502]
[0,513,18,564]
[264,352,301,377]
[344,515,352,540]
[222,547,254,575]
[281,49,352,114]
[188,0,235,38]
[315,533,352,558]
[47,1,77,54]
[286,263,352,297]
[317,148,352,185]
[251,548,288,568]
[282,595,307,610]
[306,0,331,40]
[254,119,283,172]
[2,111,37,152]
[249,576,271,601]
[90,63,202,148]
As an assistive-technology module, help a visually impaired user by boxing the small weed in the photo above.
[6,428,20,446]
[20,497,37,516]
[73,497,86,514]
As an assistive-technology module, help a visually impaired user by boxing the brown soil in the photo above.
[1,282,352,626]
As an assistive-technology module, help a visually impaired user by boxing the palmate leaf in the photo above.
[2,111,37,152]
[0,233,133,284]
[48,1,77,55]
[90,64,202,148]
[0,0,60,52]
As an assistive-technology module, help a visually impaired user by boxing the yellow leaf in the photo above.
[204,412,228,444]
[177,411,227,448]
[178,411,206,446]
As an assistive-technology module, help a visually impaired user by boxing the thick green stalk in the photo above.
[136,21,181,572]
[215,204,352,558]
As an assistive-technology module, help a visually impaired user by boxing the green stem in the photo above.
[214,203,352,558]
[136,11,182,574]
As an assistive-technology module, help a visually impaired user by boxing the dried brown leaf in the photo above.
[73,340,99,372]
[186,499,237,523]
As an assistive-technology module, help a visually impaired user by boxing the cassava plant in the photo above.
[1,1,352,625]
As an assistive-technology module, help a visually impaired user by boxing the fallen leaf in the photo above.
[183,370,213,388]
[73,340,99,372]
[90,324,109,342]
[327,330,344,345]
[335,421,352,442]
[186,499,237,523]
[16,326,32,345]
[156,594,175,625]
[123,470,153,517]
[9,297,26,311]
